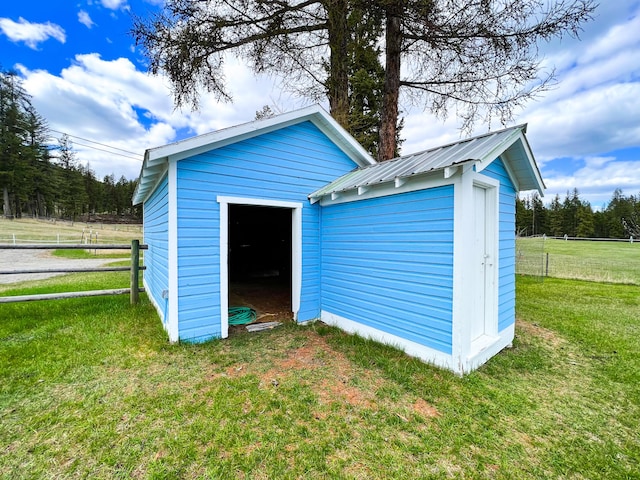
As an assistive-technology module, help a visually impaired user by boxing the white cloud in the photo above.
[8,0,639,211]
[401,3,640,208]
[0,17,65,49]
[101,0,128,10]
[15,54,296,181]
[78,10,96,29]
[543,156,640,206]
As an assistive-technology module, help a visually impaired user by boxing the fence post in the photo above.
[130,239,140,305]
[545,253,549,277]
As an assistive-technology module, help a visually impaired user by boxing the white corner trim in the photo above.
[451,171,469,365]
[321,311,458,373]
[465,324,515,372]
[217,195,303,334]
[167,159,179,343]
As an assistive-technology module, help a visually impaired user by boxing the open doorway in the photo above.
[227,204,293,328]
[218,196,303,338]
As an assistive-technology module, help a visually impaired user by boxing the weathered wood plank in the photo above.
[0,267,146,275]
[0,288,145,304]
[0,244,148,250]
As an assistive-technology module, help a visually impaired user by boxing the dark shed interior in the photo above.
[227,204,292,322]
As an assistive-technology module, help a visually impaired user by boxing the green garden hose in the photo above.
[228,306,257,325]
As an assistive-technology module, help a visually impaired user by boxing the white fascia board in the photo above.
[476,131,545,196]
[132,155,169,205]
[475,128,523,174]
[148,105,375,167]
[518,131,546,194]
[318,170,455,206]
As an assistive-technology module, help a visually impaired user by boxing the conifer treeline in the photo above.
[1,70,141,222]
[517,188,640,239]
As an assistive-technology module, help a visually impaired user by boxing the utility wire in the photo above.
[49,129,143,158]
[51,139,142,161]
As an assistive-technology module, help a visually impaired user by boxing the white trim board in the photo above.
[317,170,458,206]
[451,168,501,364]
[217,196,304,338]
[321,311,458,373]
[321,311,514,375]
[167,159,179,343]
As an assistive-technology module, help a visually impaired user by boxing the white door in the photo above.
[471,185,489,341]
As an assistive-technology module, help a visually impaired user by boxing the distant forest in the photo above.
[517,188,640,239]
[1,70,141,223]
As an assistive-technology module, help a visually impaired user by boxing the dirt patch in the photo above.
[412,397,440,418]
[517,319,567,348]
[256,333,380,409]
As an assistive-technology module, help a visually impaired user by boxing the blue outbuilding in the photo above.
[132,105,544,374]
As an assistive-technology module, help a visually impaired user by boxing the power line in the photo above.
[49,129,143,159]
[51,139,142,161]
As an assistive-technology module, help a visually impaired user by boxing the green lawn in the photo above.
[1,273,638,478]
[517,237,640,284]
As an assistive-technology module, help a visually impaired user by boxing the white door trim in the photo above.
[452,168,501,369]
[217,196,303,338]
[469,175,500,355]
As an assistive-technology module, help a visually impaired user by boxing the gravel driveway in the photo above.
[0,249,112,285]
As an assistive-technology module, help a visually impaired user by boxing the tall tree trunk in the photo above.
[2,186,11,218]
[326,0,350,130]
[378,3,402,161]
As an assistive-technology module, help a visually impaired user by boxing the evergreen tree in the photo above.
[548,194,564,236]
[576,201,594,237]
[515,196,531,236]
[0,70,52,218]
[131,0,596,161]
[55,134,88,221]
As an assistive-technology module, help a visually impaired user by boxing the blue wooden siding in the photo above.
[175,121,359,341]
[482,158,517,332]
[321,186,455,354]
[143,174,169,325]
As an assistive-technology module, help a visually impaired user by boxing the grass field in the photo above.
[1,270,638,478]
[0,217,141,246]
[517,236,640,284]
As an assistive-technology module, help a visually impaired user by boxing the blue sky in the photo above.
[1,1,639,208]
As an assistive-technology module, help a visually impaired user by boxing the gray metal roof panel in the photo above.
[310,125,529,199]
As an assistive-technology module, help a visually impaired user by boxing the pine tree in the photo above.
[132,0,596,160]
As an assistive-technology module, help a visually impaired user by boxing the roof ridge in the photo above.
[397,124,527,162]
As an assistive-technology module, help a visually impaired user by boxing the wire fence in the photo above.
[516,236,640,285]
[0,218,142,246]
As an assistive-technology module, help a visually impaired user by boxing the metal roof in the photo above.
[309,124,544,201]
[132,105,376,205]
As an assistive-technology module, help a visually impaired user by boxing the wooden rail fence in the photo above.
[0,240,147,304]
